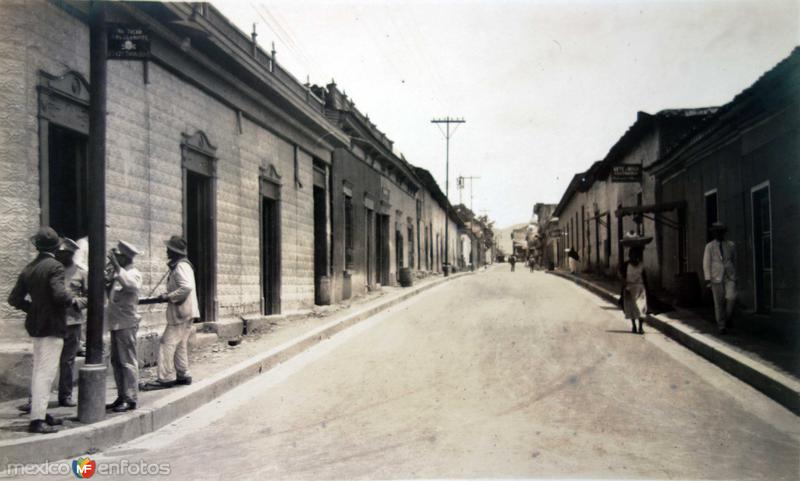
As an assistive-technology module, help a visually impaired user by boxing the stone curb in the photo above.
[547,270,800,416]
[0,272,474,467]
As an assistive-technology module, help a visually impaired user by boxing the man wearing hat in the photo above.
[104,240,143,412]
[7,227,76,433]
[703,222,737,334]
[142,235,199,391]
[55,238,88,407]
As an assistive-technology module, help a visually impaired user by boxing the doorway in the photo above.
[47,125,89,240]
[705,189,719,242]
[365,209,375,288]
[395,228,404,282]
[376,214,390,286]
[313,185,328,304]
[185,170,214,322]
[752,184,772,312]
[261,196,280,314]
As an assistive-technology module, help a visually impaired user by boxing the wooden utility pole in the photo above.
[79,0,108,424]
[430,117,465,276]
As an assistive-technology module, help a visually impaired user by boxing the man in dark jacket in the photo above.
[8,227,75,434]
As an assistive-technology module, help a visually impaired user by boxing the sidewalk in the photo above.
[0,270,475,467]
[548,269,800,416]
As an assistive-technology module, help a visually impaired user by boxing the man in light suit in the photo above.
[703,222,737,334]
[142,235,200,390]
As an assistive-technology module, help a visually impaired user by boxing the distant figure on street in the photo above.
[7,227,75,434]
[142,235,199,391]
[620,245,648,334]
[509,255,517,272]
[105,241,143,413]
[703,222,737,334]
[56,238,87,408]
[528,255,535,272]
[568,247,580,274]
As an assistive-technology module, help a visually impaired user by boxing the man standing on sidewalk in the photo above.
[703,222,737,334]
[7,227,75,434]
[142,235,199,391]
[56,238,87,408]
[105,241,143,413]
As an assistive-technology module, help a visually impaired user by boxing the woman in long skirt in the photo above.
[621,246,648,334]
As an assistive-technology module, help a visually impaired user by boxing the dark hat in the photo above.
[164,235,188,256]
[709,222,727,232]
[114,240,140,258]
[59,237,80,253]
[30,227,61,252]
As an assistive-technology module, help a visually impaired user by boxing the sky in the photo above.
[213,0,799,228]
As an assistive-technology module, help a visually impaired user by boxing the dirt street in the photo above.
[20,267,800,480]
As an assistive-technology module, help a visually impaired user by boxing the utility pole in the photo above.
[79,0,108,424]
[431,116,465,276]
[459,175,480,212]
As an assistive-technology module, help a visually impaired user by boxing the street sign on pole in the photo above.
[611,164,642,182]
[107,24,150,60]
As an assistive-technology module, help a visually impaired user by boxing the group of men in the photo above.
[8,227,200,434]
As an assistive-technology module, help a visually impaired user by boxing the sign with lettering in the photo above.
[611,164,642,182]
[108,24,150,60]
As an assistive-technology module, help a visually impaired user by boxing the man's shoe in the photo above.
[140,380,175,391]
[106,398,124,410]
[17,401,31,414]
[28,419,58,434]
[175,376,192,386]
[112,401,137,413]
[45,414,63,426]
[59,397,77,407]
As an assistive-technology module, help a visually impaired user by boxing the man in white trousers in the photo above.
[8,227,76,433]
[141,235,200,391]
[703,222,737,334]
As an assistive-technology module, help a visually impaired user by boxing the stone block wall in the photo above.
[0,1,320,342]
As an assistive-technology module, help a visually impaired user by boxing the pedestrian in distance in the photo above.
[619,233,651,335]
[703,222,737,334]
[7,227,76,433]
[141,235,199,391]
[105,241,143,413]
[509,254,516,272]
[528,255,535,272]
[56,238,88,408]
[568,247,580,274]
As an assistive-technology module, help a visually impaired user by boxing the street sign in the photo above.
[108,24,150,60]
[611,164,642,182]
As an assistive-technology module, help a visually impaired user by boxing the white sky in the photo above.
[213,0,799,228]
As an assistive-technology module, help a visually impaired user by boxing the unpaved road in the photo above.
[21,267,800,480]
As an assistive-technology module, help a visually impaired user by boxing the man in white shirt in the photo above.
[702,222,736,334]
[141,235,200,391]
[105,241,143,413]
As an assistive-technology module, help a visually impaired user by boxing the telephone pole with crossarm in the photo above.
[431,116,465,276]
